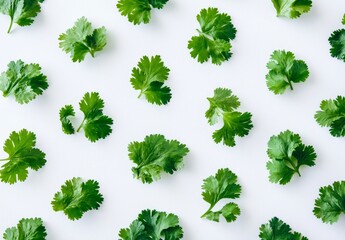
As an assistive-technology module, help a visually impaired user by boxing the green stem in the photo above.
[288,80,294,91]
[0,158,9,161]
[90,50,95,58]
[76,118,86,132]
[286,157,301,176]
[201,204,215,218]
[7,17,14,33]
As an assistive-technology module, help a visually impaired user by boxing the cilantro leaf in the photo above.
[313,181,345,224]
[59,17,107,62]
[117,0,169,25]
[59,105,75,135]
[0,60,48,104]
[188,8,237,65]
[259,217,308,240]
[271,0,312,19]
[119,209,183,240]
[329,29,345,62]
[314,96,345,137]
[0,129,46,184]
[51,177,104,220]
[205,88,253,147]
[201,168,241,222]
[130,55,171,105]
[266,50,309,94]
[128,134,189,183]
[0,0,44,33]
[266,130,316,185]
[342,14,345,25]
[3,217,47,240]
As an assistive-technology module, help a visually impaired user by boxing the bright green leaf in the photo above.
[3,217,47,240]
[271,0,312,19]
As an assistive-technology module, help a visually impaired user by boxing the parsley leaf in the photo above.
[313,181,345,224]
[271,0,312,19]
[266,130,316,185]
[59,92,114,142]
[117,0,169,25]
[51,177,104,220]
[3,217,47,240]
[266,50,309,94]
[188,8,237,65]
[329,29,345,62]
[0,0,44,33]
[314,96,345,137]
[259,217,308,240]
[0,129,46,184]
[201,168,241,222]
[128,134,189,184]
[0,60,49,104]
[130,55,171,105]
[119,209,183,240]
[205,88,253,147]
[59,17,107,62]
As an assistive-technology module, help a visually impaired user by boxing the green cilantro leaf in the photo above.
[117,0,169,25]
[266,130,316,185]
[128,134,189,184]
[119,209,183,240]
[329,29,345,62]
[313,181,345,224]
[3,217,47,240]
[59,92,114,142]
[314,96,345,137]
[188,8,237,65]
[259,217,308,240]
[201,168,241,222]
[51,177,104,220]
[266,50,309,94]
[205,88,253,147]
[271,0,312,19]
[130,55,171,105]
[342,14,345,25]
[59,17,107,62]
[0,60,48,104]
[0,129,46,184]
[0,0,44,33]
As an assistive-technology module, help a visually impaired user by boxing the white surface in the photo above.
[0,0,344,239]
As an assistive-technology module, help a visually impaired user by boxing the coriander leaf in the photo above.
[59,17,107,62]
[117,0,169,25]
[259,217,308,240]
[314,96,345,137]
[342,14,345,25]
[119,209,183,240]
[0,0,44,33]
[59,105,75,135]
[188,7,237,65]
[130,55,171,105]
[266,50,309,94]
[313,181,345,224]
[201,168,241,222]
[51,177,104,220]
[0,129,46,184]
[0,60,48,104]
[128,134,189,184]
[271,0,312,19]
[3,217,47,240]
[328,29,345,62]
[205,88,253,147]
[266,130,316,185]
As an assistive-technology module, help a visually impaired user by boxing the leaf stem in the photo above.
[201,204,215,218]
[0,158,9,162]
[7,17,14,33]
[286,157,301,176]
[288,80,294,90]
[76,118,86,132]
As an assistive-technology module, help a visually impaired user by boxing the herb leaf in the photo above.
[3,217,47,240]
[271,0,312,19]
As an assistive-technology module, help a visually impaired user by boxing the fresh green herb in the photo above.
[51,177,104,220]
[259,217,308,240]
[59,17,107,62]
[266,50,309,94]
[342,14,345,25]
[314,96,345,137]
[205,88,253,147]
[188,8,237,65]
[3,217,47,240]
[329,20,345,62]
[0,60,48,104]
[128,134,189,183]
[271,0,312,19]
[119,209,183,240]
[0,0,44,33]
[130,55,171,105]
[117,0,169,25]
[0,129,46,184]
[314,181,345,224]
[59,92,113,142]
[201,168,241,222]
[266,130,316,185]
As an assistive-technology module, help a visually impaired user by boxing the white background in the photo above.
[0,0,344,239]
